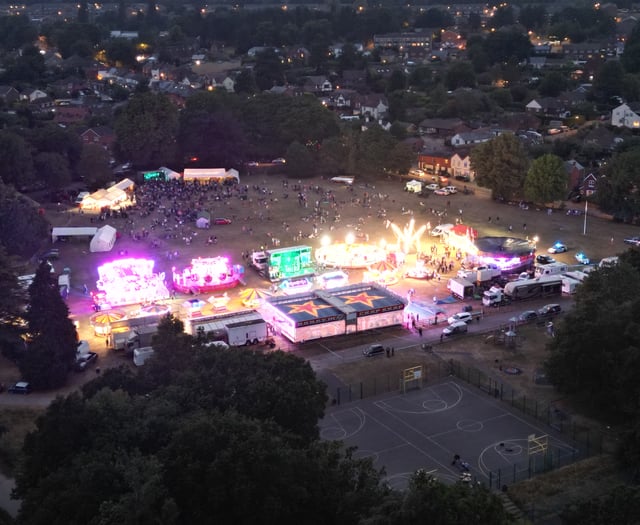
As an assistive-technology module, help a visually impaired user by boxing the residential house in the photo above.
[450,151,475,181]
[0,85,20,105]
[302,75,332,94]
[450,129,497,147]
[355,94,389,120]
[611,103,640,128]
[79,126,115,149]
[418,150,452,175]
[564,160,585,191]
[322,88,357,110]
[418,118,466,137]
[54,105,90,126]
[440,30,466,50]
[29,96,55,113]
[21,88,48,103]
[211,74,235,93]
[373,31,432,49]
[581,172,598,196]
[340,70,367,91]
[525,97,571,119]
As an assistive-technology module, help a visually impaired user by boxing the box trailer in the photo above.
[504,276,562,301]
[447,277,475,300]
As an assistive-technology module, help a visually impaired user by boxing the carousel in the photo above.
[362,260,399,287]
[315,234,387,269]
[92,258,170,310]
[172,256,243,294]
[89,310,127,335]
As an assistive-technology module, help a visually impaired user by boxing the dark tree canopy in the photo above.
[114,92,179,168]
[21,262,78,390]
[471,134,529,201]
[545,260,640,422]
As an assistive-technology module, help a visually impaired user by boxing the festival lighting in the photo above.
[172,256,242,294]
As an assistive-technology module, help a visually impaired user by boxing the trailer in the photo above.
[562,276,581,295]
[186,310,269,346]
[534,262,569,277]
[503,276,562,301]
[447,277,475,300]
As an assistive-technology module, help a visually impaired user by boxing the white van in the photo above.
[430,223,454,237]
[330,176,354,185]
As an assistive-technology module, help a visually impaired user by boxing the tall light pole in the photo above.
[583,199,588,236]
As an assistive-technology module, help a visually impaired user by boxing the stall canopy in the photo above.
[52,227,98,243]
[183,168,240,184]
[196,217,210,229]
[90,225,117,252]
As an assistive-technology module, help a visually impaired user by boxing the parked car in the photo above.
[447,312,473,325]
[624,236,640,246]
[536,254,556,264]
[434,188,450,196]
[442,321,468,336]
[424,183,439,191]
[548,242,567,254]
[518,310,538,322]
[363,343,385,357]
[443,186,457,194]
[575,252,590,264]
[75,352,98,372]
[272,158,286,164]
[454,174,470,182]
[538,304,562,317]
[8,381,30,394]
[213,218,232,225]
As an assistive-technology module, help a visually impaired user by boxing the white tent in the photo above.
[196,217,210,229]
[90,225,117,253]
[52,227,98,242]
[183,168,240,184]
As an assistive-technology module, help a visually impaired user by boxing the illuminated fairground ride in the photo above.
[315,233,387,269]
[172,256,243,294]
[92,258,170,310]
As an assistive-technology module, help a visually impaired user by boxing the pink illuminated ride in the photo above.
[92,258,170,310]
[172,256,243,294]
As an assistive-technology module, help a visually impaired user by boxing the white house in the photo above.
[450,153,475,181]
[450,129,496,147]
[355,94,389,120]
[611,103,640,129]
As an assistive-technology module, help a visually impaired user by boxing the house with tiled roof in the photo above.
[0,85,20,105]
[450,129,498,147]
[418,118,466,137]
[526,97,571,118]
[355,94,388,120]
[79,126,115,149]
[451,151,475,181]
[418,149,452,175]
[302,75,332,94]
[611,103,640,129]
[340,70,367,90]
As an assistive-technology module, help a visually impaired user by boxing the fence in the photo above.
[330,352,604,488]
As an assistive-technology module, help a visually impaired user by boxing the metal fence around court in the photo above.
[331,354,605,488]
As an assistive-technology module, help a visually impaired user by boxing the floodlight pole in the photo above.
[583,199,588,236]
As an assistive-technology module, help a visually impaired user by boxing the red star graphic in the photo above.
[287,300,332,317]
[342,292,385,308]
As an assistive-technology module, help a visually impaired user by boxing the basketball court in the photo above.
[319,374,578,489]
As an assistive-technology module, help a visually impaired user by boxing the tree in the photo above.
[445,61,476,91]
[483,31,533,64]
[518,5,547,32]
[285,141,315,179]
[0,181,49,258]
[318,136,348,176]
[77,144,112,190]
[0,246,27,325]
[34,152,71,191]
[591,60,625,103]
[367,470,512,524]
[114,92,179,167]
[356,125,399,177]
[253,48,286,91]
[0,130,34,188]
[471,134,529,201]
[544,261,640,421]
[233,69,257,95]
[524,154,568,204]
[560,485,640,524]
[21,262,78,389]
[621,23,640,74]
[595,147,640,222]
[538,71,568,97]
